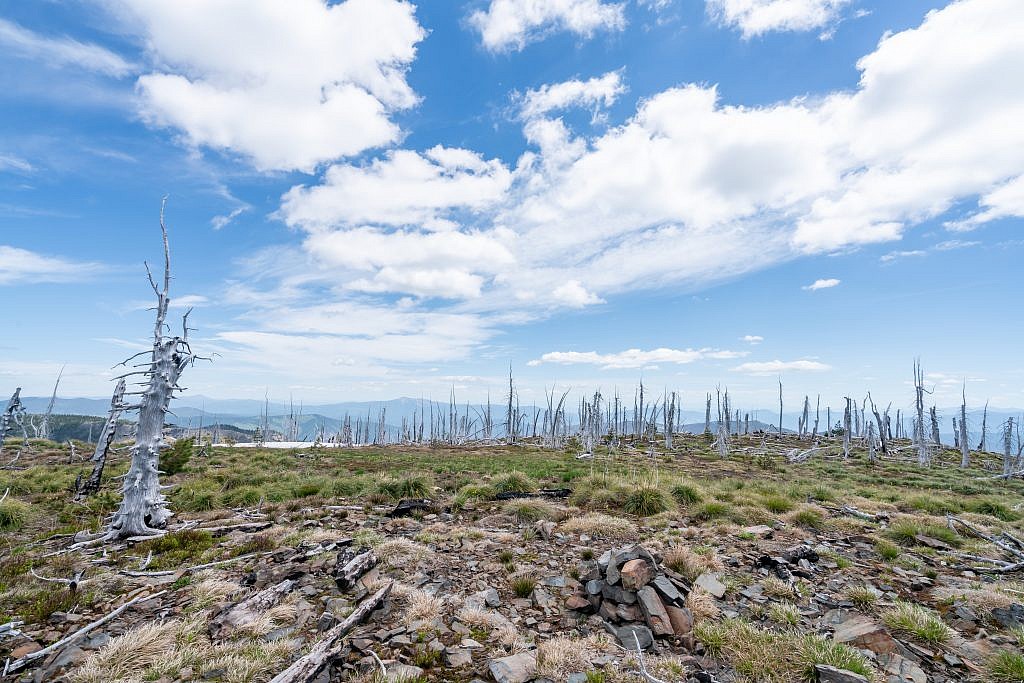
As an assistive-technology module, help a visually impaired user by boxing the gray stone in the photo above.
[601,583,637,604]
[833,615,898,655]
[488,650,538,683]
[386,664,424,682]
[814,665,870,683]
[637,586,673,636]
[651,575,684,606]
[446,648,473,667]
[877,653,927,683]
[694,573,726,599]
[586,579,604,595]
[609,623,654,651]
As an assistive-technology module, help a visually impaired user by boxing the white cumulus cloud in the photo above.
[0,246,103,285]
[113,0,425,172]
[803,278,840,290]
[706,0,852,38]
[469,0,626,52]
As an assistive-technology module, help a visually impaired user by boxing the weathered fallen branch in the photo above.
[947,515,1024,560]
[0,620,23,638]
[30,567,86,593]
[268,580,393,683]
[4,590,165,673]
[121,551,270,578]
[334,550,377,591]
[631,631,669,683]
[210,578,294,638]
[837,505,890,524]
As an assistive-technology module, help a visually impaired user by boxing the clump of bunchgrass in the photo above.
[881,601,953,645]
[622,485,673,517]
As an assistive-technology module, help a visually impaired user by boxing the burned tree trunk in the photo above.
[977,401,988,451]
[105,202,198,540]
[40,367,63,441]
[868,394,890,456]
[75,379,126,498]
[0,388,27,452]
[913,360,931,467]
[959,388,970,468]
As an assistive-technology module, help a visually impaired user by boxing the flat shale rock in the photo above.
[814,664,870,683]
[488,650,538,683]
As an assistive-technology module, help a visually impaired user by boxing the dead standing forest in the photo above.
[2,216,1024,683]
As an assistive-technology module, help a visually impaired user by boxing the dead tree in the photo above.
[977,401,989,451]
[1004,418,1020,478]
[39,366,64,441]
[0,388,28,467]
[777,380,784,438]
[842,397,852,459]
[866,420,877,463]
[912,360,931,466]
[811,395,820,439]
[105,201,199,540]
[798,395,809,439]
[929,406,941,447]
[75,379,126,498]
[704,393,711,435]
[867,394,890,456]
[959,387,970,468]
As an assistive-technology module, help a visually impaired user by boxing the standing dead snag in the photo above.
[105,201,199,540]
[959,386,970,468]
[75,379,126,498]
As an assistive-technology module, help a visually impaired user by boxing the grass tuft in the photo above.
[881,600,953,645]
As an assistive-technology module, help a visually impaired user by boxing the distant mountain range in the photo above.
[16,394,1021,445]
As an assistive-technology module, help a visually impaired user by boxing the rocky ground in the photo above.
[2,437,1024,682]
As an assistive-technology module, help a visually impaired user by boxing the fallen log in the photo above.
[120,551,271,577]
[209,578,294,638]
[4,590,166,674]
[495,488,571,500]
[268,580,393,683]
[334,550,377,592]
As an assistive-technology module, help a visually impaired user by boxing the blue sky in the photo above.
[1,0,1022,414]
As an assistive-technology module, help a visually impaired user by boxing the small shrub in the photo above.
[623,486,672,517]
[967,500,1020,522]
[881,601,952,645]
[987,650,1024,683]
[692,619,727,656]
[375,473,432,500]
[162,438,192,475]
[664,545,722,583]
[222,485,263,508]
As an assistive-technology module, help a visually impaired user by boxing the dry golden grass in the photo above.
[560,512,636,539]
[376,537,435,567]
[70,620,179,683]
[933,585,1016,614]
[686,586,721,621]
[537,635,610,680]
[663,545,724,582]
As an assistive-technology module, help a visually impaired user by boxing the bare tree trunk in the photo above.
[913,359,931,466]
[977,401,988,451]
[868,394,890,456]
[105,201,198,540]
[39,367,64,441]
[0,388,27,453]
[76,379,126,498]
[778,380,784,439]
[842,397,852,459]
[959,387,970,468]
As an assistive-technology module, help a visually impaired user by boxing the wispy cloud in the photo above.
[0,245,104,285]
[732,359,831,375]
[803,278,840,291]
[0,18,134,77]
[528,347,747,369]
[741,335,764,344]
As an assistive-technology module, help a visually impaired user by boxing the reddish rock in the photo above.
[620,559,654,591]
[616,604,642,622]
[665,605,694,636]
[832,615,898,655]
[10,642,42,659]
[565,594,594,613]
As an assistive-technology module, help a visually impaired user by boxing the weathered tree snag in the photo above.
[868,394,890,456]
[0,387,27,452]
[75,379,126,498]
[105,201,198,540]
[977,400,989,451]
[39,367,64,441]
[959,387,971,468]
[333,550,377,591]
[912,360,931,466]
[268,580,392,683]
